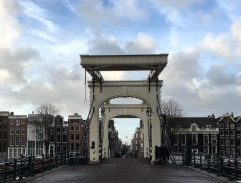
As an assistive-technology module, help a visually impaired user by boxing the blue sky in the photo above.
[1,0,241,143]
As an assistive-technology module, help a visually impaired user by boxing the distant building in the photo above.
[168,116,219,154]
[49,115,68,156]
[27,113,45,156]
[8,113,27,158]
[217,113,241,157]
[0,111,10,159]
[68,113,89,157]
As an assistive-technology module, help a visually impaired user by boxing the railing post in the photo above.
[19,157,23,181]
[41,154,44,173]
[49,155,52,170]
[207,154,211,173]
[13,159,16,180]
[193,153,196,168]
[234,158,237,180]
[28,156,31,176]
[31,154,35,176]
[3,163,7,183]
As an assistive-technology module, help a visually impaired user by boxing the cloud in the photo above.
[0,0,21,48]
[75,0,147,31]
[0,48,39,85]
[126,32,156,54]
[19,1,57,33]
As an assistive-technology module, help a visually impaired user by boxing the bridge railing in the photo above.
[0,153,69,183]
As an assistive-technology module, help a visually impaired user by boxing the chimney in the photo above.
[231,112,234,117]
[10,112,14,115]
[32,111,34,114]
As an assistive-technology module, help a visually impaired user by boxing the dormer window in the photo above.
[191,124,197,131]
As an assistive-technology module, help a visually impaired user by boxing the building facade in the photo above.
[217,113,241,157]
[49,115,68,156]
[8,114,27,158]
[0,112,9,159]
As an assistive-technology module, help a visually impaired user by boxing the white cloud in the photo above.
[19,1,57,33]
[0,0,21,48]
[126,32,156,54]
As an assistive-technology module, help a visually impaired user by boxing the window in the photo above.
[212,146,216,154]
[225,130,229,136]
[9,137,14,146]
[21,128,25,135]
[203,134,209,144]
[10,120,14,125]
[21,137,25,146]
[192,134,198,145]
[63,128,67,133]
[51,135,54,142]
[203,146,208,153]
[18,148,21,157]
[16,128,20,135]
[191,124,197,131]
[71,119,79,124]
[16,137,19,146]
[76,126,80,131]
[22,149,25,156]
[9,149,13,158]
[10,128,14,135]
[14,149,17,157]
[57,128,61,133]
[63,146,67,152]
[3,143,6,152]
[3,133,6,139]
[230,131,234,136]
[180,135,185,144]
[220,130,224,136]
[71,134,74,140]
[57,145,61,152]
[76,143,79,150]
[211,135,217,144]
[225,122,229,129]
[76,134,79,140]
[57,135,61,142]
[21,120,25,124]
[63,135,67,142]
[220,123,224,128]
[71,126,74,131]
[57,122,61,126]
[16,120,20,126]
[206,125,211,129]
[4,125,7,129]
[0,133,1,139]
[230,123,235,129]
[71,143,74,150]
[0,126,2,129]
[230,139,234,145]
[225,139,230,146]
[220,138,224,145]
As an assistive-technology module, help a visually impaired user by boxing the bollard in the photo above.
[200,154,202,170]
[49,156,52,170]
[217,155,221,176]
[31,155,35,176]
[13,159,17,180]
[28,156,32,176]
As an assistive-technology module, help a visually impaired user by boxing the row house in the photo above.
[49,115,68,156]
[68,113,89,157]
[169,117,219,154]
[8,113,27,158]
[0,111,9,158]
[27,113,45,157]
[217,113,241,157]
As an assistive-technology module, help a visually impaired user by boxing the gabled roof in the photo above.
[169,117,217,128]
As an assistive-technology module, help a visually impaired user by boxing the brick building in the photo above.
[0,111,9,158]
[68,113,89,157]
[8,113,27,158]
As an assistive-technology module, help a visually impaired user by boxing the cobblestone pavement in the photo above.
[27,158,226,183]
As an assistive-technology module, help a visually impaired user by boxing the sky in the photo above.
[1,0,241,143]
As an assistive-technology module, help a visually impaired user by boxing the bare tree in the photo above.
[35,103,58,156]
[161,99,183,118]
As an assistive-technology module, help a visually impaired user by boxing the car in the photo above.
[237,157,241,164]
